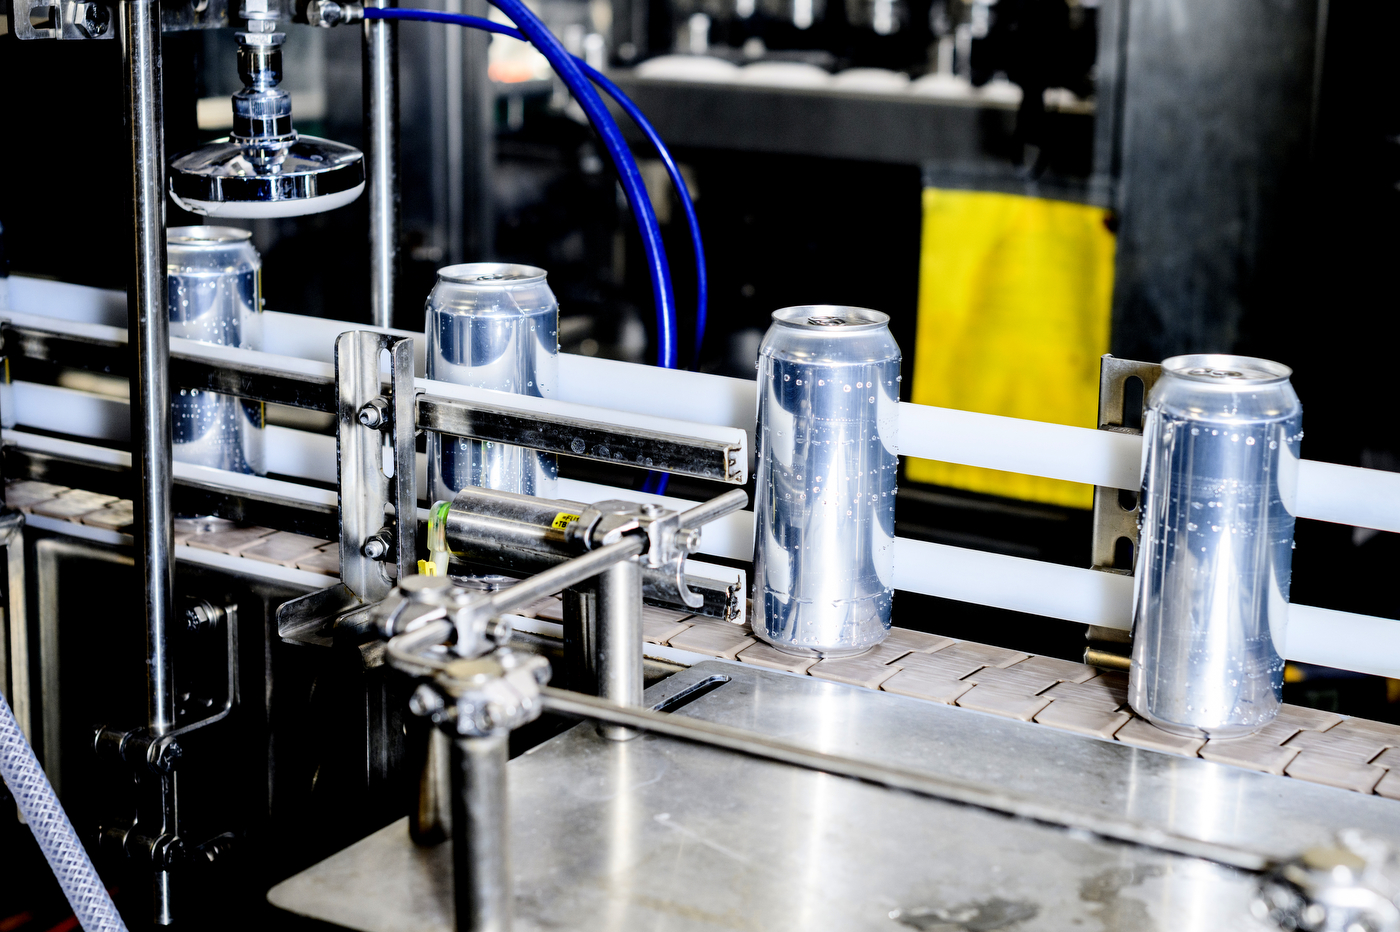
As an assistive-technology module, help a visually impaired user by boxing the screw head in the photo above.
[75,2,110,37]
[409,684,446,718]
[361,536,390,559]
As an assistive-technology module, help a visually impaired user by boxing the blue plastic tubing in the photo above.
[362,5,709,369]
[2,689,129,932]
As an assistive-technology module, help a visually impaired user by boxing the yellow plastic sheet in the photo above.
[907,187,1116,509]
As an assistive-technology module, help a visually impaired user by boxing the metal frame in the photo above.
[336,331,417,602]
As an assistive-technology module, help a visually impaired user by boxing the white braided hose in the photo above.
[0,689,128,932]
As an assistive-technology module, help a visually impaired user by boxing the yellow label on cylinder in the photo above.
[551,512,581,531]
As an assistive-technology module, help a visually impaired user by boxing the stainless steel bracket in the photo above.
[1089,354,1161,573]
[336,331,417,602]
[1087,355,1160,669]
[5,0,230,38]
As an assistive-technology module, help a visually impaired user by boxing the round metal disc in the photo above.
[168,135,365,218]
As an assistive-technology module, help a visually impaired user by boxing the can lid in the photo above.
[437,262,547,285]
[167,225,253,246]
[1162,354,1292,386]
[771,305,890,331]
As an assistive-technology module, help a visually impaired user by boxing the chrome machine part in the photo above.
[120,0,178,919]
[336,331,417,601]
[167,226,266,476]
[753,306,900,658]
[426,263,560,505]
[364,0,400,328]
[430,487,748,614]
[1254,831,1400,932]
[167,2,366,218]
[595,558,642,741]
[410,650,551,932]
[1129,354,1303,740]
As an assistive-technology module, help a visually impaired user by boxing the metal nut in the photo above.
[73,1,110,37]
[358,398,390,429]
[304,0,343,25]
[408,684,446,718]
[361,535,390,560]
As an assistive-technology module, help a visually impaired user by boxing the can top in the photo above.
[771,305,890,332]
[437,262,547,286]
[168,226,254,246]
[1162,354,1292,387]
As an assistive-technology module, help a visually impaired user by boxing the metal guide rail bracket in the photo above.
[0,319,746,484]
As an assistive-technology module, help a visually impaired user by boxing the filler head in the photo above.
[168,30,364,218]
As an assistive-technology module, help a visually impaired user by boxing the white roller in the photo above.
[1287,605,1400,680]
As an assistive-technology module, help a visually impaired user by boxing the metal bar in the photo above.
[538,687,1271,872]
[485,537,645,620]
[389,337,417,585]
[417,393,743,484]
[364,0,400,329]
[121,0,176,748]
[676,488,749,531]
[336,331,394,602]
[449,734,510,932]
[2,521,30,745]
[595,558,642,741]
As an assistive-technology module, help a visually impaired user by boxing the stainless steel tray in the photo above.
[269,661,1400,931]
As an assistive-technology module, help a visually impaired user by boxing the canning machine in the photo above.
[5,0,1400,930]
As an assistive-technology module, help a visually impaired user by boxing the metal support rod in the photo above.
[364,0,400,329]
[121,0,174,741]
[450,733,511,932]
[486,537,645,620]
[595,558,642,741]
[537,687,1271,872]
[675,489,749,532]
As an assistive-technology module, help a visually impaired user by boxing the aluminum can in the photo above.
[426,263,559,504]
[1129,354,1303,739]
[166,226,265,475]
[752,306,900,657]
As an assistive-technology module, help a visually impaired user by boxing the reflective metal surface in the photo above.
[753,306,899,656]
[364,0,400,327]
[167,226,265,475]
[426,263,559,505]
[1130,354,1303,739]
[168,137,366,218]
[270,663,1400,932]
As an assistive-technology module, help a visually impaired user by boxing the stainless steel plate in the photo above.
[270,662,1400,931]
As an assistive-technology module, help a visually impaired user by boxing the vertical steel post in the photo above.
[364,0,400,328]
[121,0,176,922]
[450,733,511,932]
[596,559,642,741]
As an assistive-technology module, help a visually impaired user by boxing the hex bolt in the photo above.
[154,741,183,772]
[408,683,446,718]
[74,1,110,37]
[358,398,390,430]
[362,532,392,560]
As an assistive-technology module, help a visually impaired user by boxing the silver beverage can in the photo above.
[426,263,559,504]
[752,306,900,657]
[166,226,265,475]
[1129,353,1303,738]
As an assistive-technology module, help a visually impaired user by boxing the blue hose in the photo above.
[363,6,708,368]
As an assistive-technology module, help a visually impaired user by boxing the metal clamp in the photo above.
[409,650,551,738]
[4,0,231,38]
[374,576,512,665]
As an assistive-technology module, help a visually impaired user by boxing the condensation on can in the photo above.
[166,226,265,476]
[752,306,900,657]
[1129,353,1303,739]
[425,263,559,504]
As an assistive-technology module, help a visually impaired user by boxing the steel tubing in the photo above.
[450,734,510,932]
[363,0,400,329]
[485,537,644,619]
[595,558,642,741]
[120,0,176,742]
[537,687,1272,872]
[676,488,749,531]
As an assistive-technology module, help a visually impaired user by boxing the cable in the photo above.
[362,6,708,368]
